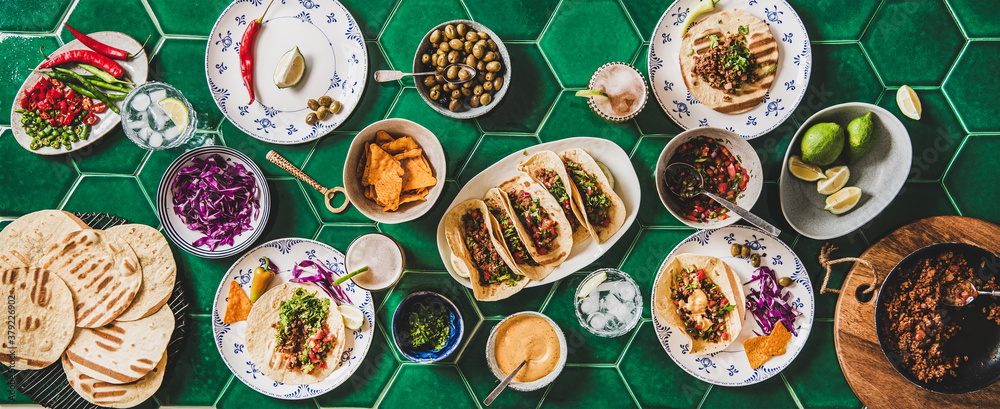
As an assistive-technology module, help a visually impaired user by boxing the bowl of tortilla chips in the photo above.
[344,118,446,224]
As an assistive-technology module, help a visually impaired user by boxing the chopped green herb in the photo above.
[762,64,777,75]
[406,302,452,351]
[688,48,695,56]
[738,25,749,35]
[708,35,720,48]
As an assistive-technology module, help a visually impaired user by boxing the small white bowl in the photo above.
[655,127,763,229]
[342,118,446,224]
[485,311,567,392]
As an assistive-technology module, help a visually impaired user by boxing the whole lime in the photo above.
[801,122,845,166]
[846,112,876,164]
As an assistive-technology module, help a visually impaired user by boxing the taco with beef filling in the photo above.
[497,174,573,268]
[445,199,530,301]
[517,150,590,246]
[483,188,556,281]
[654,253,746,355]
[559,149,626,244]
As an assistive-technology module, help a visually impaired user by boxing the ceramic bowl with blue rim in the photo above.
[650,225,815,386]
[211,238,375,399]
[390,291,464,363]
[655,126,763,230]
[156,145,270,259]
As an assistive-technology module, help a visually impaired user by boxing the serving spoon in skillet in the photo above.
[943,280,1000,307]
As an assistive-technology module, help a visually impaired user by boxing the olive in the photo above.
[483,51,496,62]
[430,30,441,43]
[730,244,741,257]
[741,245,750,258]
[421,53,431,65]
[449,39,463,51]
[458,67,472,81]
[456,23,467,36]
[445,83,458,91]
[479,92,492,105]
[444,24,457,39]
[473,85,484,96]
[461,87,472,97]
[465,54,478,67]
[423,75,437,87]
[434,74,447,83]
[429,87,441,100]
[464,41,473,54]
[448,98,461,112]
[778,277,794,287]
[750,254,761,267]
[476,61,486,72]
[318,96,333,107]
[305,112,318,125]
[446,65,459,79]
[436,55,448,67]
[307,99,320,111]
[450,89,462,100]
[465,31,479,42]
[484,71,495,81]
[330,100,342,114]
[477,31,488,40]
[317,106,331,120]
[436,47,446,56]
[486,61,502,72]
[447,50,459,64]
[469,95,481,108]
[472,43,484,59]
[483,80,493,91]
[493,77,503,91]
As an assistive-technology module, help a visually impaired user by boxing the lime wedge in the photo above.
[274,46,306,89]
[817,166,850,195]
[788,156,826,182]
[575,89,609,100]
[824,186,862,215]
[680,0,720,36]
[896,85,921,120]
[578,272,608,298]
[451,254,471,278]
[157,98,188,133]
[338,304,365,331]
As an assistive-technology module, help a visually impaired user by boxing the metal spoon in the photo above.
[943,280,1000,307]
[664,162,781,237]
[483,360,526,406]
[374,63,477,84]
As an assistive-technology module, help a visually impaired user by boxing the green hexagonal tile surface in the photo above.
[861,0,964,86]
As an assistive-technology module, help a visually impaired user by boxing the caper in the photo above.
[465,31,479,42]
[448,98,461,112]
[479,92,492,105]
[444,24,457,39]
[429,87,441,100]
[750,253,761,267]
[423,75,437,87]
[473,85,484,96]
[487,39,497,51]
[450,89,462,100]
[456,23,467,36]
[305,112,318,125]
[318,96,333,107]
[477,60,486,71]
[483,80,493,91]
[778,277,794,287]
[730,244,741,257]
[483,51,496,62]
[484,71,495,81]
[461,87,472,97]
[469,95,481,108]
[741,245,750,258]
[458,67,472,81]
[447,50,460,64]
[317,106,331,120]
[465,54,478,67]
[486,61,502,72]
[430,30,441,43]
[472,43,484,59]
[493,77,504,91]
[421,53,431,64]
[449,39,463,51]
[307,99,320,111]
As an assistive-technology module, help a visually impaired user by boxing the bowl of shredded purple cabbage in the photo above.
[156,145,270,258]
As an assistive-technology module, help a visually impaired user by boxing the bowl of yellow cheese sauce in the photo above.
[485,311,567,391]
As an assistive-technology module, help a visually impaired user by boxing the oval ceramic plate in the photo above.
[205,0,367,144]
[779,103,911,240]
[156,145,270,258]
[11,31,148,154]
[212,238,375,399]
[648,0,811,139]
[651,225,815,386]
[436,137,640,288]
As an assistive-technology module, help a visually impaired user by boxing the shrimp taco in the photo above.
[654,253,746,355]
[445,199,529,301]
[678,8,779,114]
[517,150,590,246]
[497,174,573,267]
[483,188,555,281]
[559,149,626,244]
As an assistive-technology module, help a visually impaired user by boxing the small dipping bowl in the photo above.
[485,311,567,392]
[345,232,406,292]
[574,268,643,338]
[391,291,464,363]
[122,81,196,150]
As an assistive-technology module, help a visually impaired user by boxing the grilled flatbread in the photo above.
[0,210,89,269]
[678,9,779,114]
[64,305,174,384]
[0,267,75,369]
[106,225,176,321]
[63,350,166,408]
[40,229,142,327]
[517,151,590,245]
[497,174,573,267]
[559,149,627,244]
[445,199,530,301]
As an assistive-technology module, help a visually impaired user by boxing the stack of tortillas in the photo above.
[0,210,177,408]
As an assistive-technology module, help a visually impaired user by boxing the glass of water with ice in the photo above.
[574,268,643,337]
[122,82,196,150]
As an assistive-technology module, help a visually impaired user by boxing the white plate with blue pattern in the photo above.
[647,0,811,139]
[211,238,375,399]
[206,0,367,144]
[651,225,814,386]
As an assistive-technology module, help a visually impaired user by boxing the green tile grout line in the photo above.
[780,372,806,409]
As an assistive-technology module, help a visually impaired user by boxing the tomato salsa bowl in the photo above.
[655,127,763,230]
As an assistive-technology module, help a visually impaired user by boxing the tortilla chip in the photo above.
[399,191,428,205]
[414,155,432,173]
[401,158,437,191]
[375,172,403,211]
[393,148,423,161]
[743,322,792,369]
[223,280,253,324]
[375,130,394,145]
[381,137,419,154]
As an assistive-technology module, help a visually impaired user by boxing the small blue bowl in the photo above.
[391,291,464,363]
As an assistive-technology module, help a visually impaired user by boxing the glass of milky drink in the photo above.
[122,81,196,150]
[345,232,406,291]
[585,62,648,122]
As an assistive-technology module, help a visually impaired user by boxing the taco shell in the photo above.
[445,199,529,301]
[517,151,589,245]
[654,253,745,355]
[483,188,555,281]
[497,174,573,267]
[559,149,626,244]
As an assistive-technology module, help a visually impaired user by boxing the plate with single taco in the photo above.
[212,238,375,399]
[437,137,639,301]
[651,225,814,386]
[648,0,811,138]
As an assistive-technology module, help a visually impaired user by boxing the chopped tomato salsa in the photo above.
[667,136,749,223]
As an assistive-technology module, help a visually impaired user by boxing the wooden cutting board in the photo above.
[834,216,1000,407]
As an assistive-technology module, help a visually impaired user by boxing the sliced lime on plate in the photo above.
[338,304,364,330]
[274,46,306,89]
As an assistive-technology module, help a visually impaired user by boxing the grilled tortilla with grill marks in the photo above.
[0,267,75,370]
[64,305,174,384]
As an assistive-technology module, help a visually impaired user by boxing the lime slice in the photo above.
[451,254,470,278]
[575,89,609,100]
[274,46,306,89]
[578,272,608,298]
[817,166,850,195]
[788,156,826,181]
[157,98,188,133]
[338,304,365,331]
[824,186,862,215]
[896,85,921,120]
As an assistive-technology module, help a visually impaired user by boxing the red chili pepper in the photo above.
[63,23,131,60]
[61,114,74,126]
[39,49,124,78]
[89,102,107,113]
[64,88,75,100]
[83,113,99,125]
[19,96,28,109]
[239,0,276,105]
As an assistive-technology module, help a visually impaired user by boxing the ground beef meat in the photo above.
[691,34,761,94]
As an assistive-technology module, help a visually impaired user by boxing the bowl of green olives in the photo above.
[413,20,511,119]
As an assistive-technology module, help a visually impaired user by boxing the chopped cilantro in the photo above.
[406,302,452,351]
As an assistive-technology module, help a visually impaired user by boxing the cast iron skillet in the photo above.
[875,242,1000,394]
